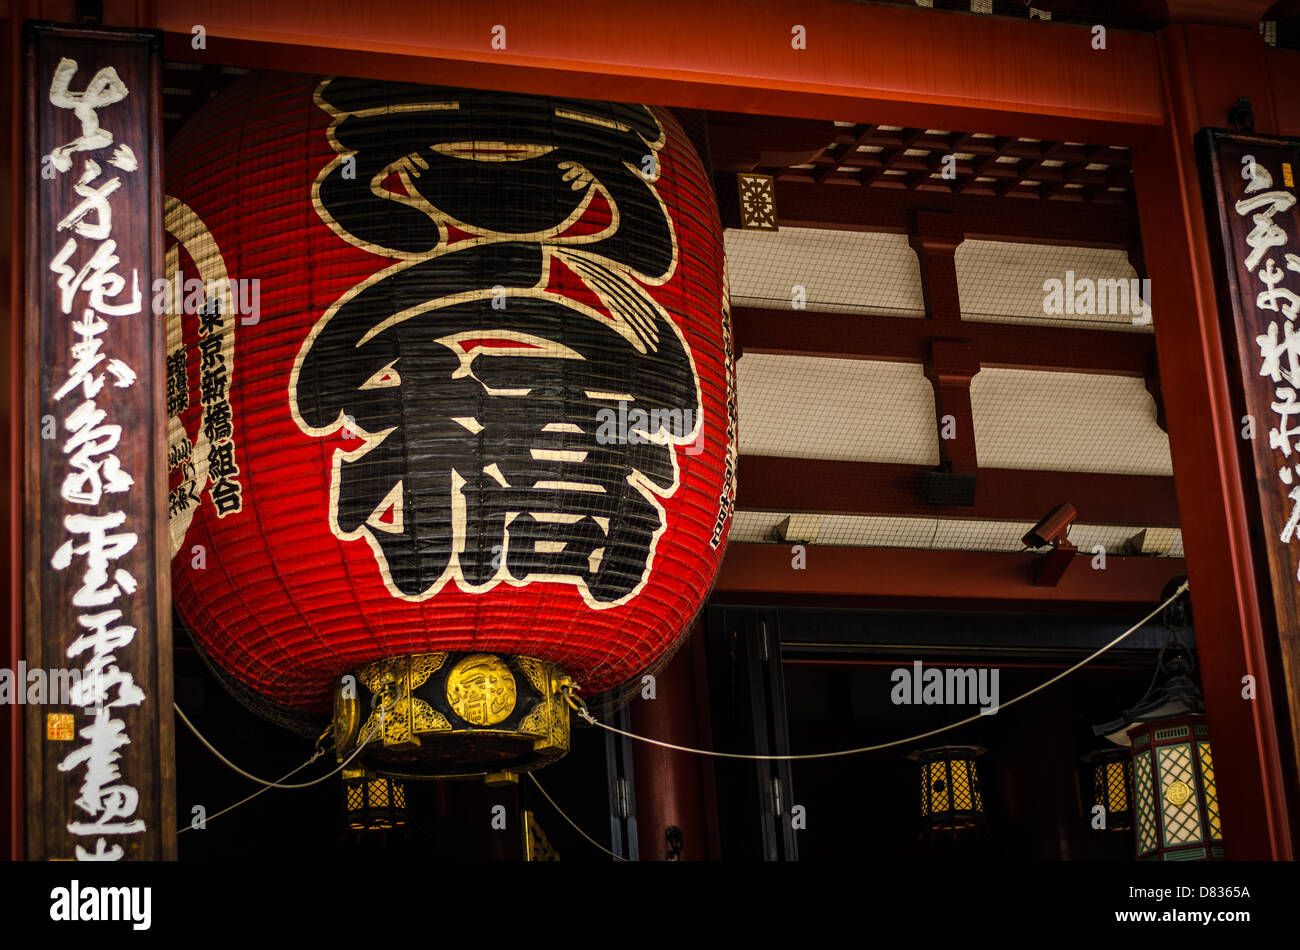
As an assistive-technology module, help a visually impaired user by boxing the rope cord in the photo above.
[526,772,627,862]
[172,583,1186,842]
[174,701,377,789]
[564,581,1189,762]
[174,704,388,833]
[177,748,324,835]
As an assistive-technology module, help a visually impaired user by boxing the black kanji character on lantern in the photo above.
[199,297,223,336]
[166,349,189,416]
[169,463,201,517]
[204,401,233,444]
[295,300,698,604]
[198,334,223,374]
[293,80,702,606]
[201,363,228,405]
[208,440,239,482]
[209,476,242,517]
[313,79,672,274]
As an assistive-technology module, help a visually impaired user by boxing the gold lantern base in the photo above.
[333,652,572,780]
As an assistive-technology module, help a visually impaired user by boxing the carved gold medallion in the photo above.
[334,652,570,777]
[446,654,517,725]
[1164,779,1192,806]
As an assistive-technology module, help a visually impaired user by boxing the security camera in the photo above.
[1022,502,1077,549]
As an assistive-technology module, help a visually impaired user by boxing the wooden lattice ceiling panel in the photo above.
[769,124,1133,204]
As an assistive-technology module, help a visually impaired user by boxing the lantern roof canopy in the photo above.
[906,744,987,761]
[1093,641,1206,746]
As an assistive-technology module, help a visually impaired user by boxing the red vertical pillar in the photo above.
[629,624,721,860]
[926,340,980,474]
[911,211,979,473]
[1134,21,1295,858]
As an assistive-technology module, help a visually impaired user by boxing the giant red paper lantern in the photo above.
[164,72,735,775]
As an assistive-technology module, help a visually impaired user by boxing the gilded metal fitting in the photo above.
[333,652,571,779]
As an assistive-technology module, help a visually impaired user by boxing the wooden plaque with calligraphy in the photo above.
[23,23,175,860]
[1198,129,1300,787]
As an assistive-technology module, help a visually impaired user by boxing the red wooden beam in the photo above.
[911,211,978,473]
[736,456,1181,527]
[126,0,1166,144]
[715,543,1184,604]
[732,306,1157,376]
[926,339,979,474]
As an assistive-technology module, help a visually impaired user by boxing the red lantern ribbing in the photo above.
[163,73,735,775]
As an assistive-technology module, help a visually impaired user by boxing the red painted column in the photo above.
[912,212,979,474]
[629,624,721,861]
[925,340,979,475]
[911,211,965,327]
[1133,22,1295,859]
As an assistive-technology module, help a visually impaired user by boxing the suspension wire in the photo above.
[171,584,1186,840]
[563,581,1189,762]
[526,772,627,862]
[174,702,377,789]
[178,709,627,858]
[177,748,325,835]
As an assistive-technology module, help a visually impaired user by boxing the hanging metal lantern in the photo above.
[342,768,408,836]
[1127,714,1222,860]
[1092,580,1223,860]
[163,73,737,778]
[1081,748,1133,833]
[909,745,988,838]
